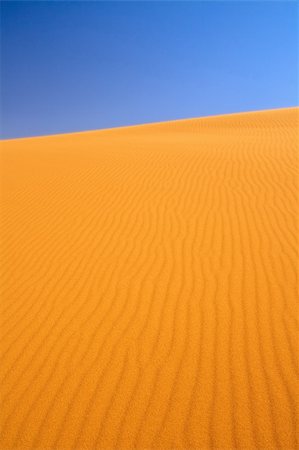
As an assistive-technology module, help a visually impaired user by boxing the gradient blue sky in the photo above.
[1,1,298,139]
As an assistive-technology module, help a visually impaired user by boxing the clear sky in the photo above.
[1,1,298,139]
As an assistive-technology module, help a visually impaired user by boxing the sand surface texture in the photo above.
[1,108,298,450]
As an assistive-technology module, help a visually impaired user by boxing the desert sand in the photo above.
[0,107,298,449]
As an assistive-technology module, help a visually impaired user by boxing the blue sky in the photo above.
[1,1,298,139]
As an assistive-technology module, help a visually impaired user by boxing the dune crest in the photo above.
[1,108,298,449]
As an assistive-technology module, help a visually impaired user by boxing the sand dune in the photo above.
[0,107,298,449]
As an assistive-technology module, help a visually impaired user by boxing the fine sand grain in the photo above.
[0,108,298,449]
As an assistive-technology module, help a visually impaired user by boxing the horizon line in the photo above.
[2,105,298,142]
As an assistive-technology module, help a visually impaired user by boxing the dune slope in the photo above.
[0,108,298,449]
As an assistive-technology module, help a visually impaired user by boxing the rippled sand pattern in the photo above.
[1,108,298,449]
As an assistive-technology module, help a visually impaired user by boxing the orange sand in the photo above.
[0,108,298,450]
